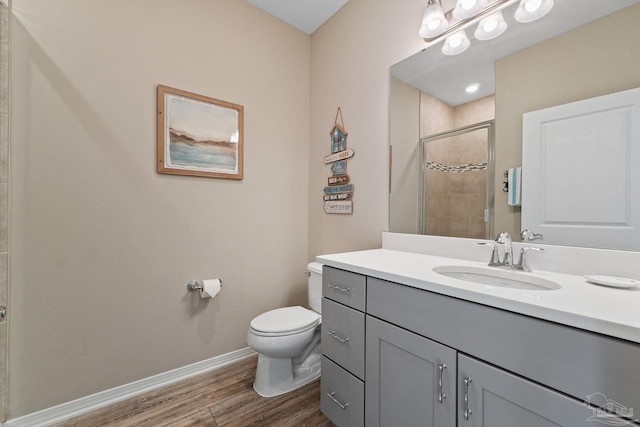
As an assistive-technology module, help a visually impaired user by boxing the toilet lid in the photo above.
[250,306,320,334]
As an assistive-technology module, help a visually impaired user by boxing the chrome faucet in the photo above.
[495,231,514,267]
[478,231,546,271]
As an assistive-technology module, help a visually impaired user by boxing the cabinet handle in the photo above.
[327,330,350,343]
[328,283,351,293]
[326,391,349,410]
[463,377,472,420]
[438,363,447,403]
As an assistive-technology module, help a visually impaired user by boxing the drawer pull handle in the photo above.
[328,283,350,293]
[438,363,447,403]
[463,377,472,420]
[327,330,350,343]
[326,391,349,410]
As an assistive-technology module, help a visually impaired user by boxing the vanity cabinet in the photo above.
[322,298,365,379]
[459,354,601,426]
[364,319,604,426]
[321,356,364,427]
[365,316,456,427]
[320,266,639,426]
[321,265,366,311]
[320,267,366,427]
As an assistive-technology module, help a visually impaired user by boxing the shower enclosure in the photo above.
[419,120,495,239]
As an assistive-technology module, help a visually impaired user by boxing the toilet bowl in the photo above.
[247,262,323,397]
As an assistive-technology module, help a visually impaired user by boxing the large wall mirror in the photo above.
[389,0,640,250]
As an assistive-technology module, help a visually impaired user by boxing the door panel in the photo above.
[522,86,640,250]
[365,316,456,427]
[458,354,632,427]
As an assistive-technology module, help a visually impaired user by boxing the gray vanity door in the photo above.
[458,354,632,427]
[365,316,456,427]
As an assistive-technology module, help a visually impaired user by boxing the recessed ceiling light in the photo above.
[466,84,480,93]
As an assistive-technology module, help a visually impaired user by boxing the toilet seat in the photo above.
[250,306,320,337]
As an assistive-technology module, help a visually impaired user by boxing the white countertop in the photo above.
[317,248,640,344]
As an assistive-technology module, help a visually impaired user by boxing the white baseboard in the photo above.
[3,347,256,427]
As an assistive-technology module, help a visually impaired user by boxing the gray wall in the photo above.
[10,0,310,417]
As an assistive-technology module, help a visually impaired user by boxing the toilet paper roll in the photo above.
[199,278,222,299]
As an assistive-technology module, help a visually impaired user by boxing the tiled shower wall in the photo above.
[424,131,488,238]
[0,0,8,420]
[420,94,494,239]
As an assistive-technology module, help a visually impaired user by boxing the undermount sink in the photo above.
[433,265,561,291]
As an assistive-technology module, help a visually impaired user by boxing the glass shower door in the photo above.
[419,120,494,239]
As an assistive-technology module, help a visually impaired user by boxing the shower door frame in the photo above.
[418,120,495,239]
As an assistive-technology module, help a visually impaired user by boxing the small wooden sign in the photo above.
[323,193,353,201]
[331,160,347,175]
[324,184,354,194]
[324,149,355,165]
[324,107,354,215]
[328,174,350,186]
[324,200,353,214]
[331,126,347,154]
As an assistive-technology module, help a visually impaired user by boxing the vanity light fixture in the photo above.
[442,30,471,56]
[453,0,488,19]
[421,0,554,56]
[419,0,449,39]
[474,10,508,40]
[514,0,554,23]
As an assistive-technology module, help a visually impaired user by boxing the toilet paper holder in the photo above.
[187,278,223,292]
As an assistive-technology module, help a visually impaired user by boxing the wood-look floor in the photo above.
[53,355,332,427]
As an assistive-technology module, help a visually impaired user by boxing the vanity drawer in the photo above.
[322,298,365,380]
[322,266,366,311]
[321,356,364,427]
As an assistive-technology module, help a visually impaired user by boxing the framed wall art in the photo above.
[157,85,244,180]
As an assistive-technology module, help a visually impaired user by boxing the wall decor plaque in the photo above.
[324,200,353,215]
[328,174,350,186]
[324,107,354,214]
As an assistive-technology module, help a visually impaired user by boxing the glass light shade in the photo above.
[474,10,508,40]
[515,0,554,23]
[452,0,488,20]
[442,30,470,56]
[419,1,449,38]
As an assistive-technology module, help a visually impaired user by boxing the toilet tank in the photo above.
[307,262,323,313]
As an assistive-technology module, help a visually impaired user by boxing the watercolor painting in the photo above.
[157,85,244,179]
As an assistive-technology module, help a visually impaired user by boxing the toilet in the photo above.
[247,262,323,397]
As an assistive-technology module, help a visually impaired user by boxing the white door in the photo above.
[522,87,640,250]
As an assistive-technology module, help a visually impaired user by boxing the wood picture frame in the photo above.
[157,85,244,180]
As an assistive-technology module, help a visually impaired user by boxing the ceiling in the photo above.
[246,0,350,35]
[246,0,640,104]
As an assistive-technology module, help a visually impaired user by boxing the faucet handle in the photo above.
[521,229,543,242]
[495,231,512,243]
[477,242,501,266]
[515,246,546,272]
